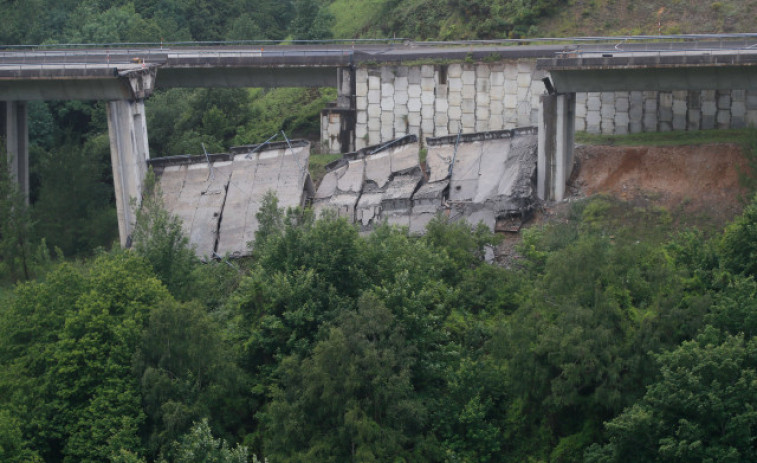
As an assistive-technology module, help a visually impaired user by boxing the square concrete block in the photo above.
[380,67,395,82]
[368,75,380,90]
[732,101,746,117]
[601,119,614,134]
[395,90,409,105]
[732,89,746,101]
[586,111,602,129]
[718,92,731,109]
[394,76,408,91]
[701,114,715,130]
[717,110,731,128]
[369,130,381,145]
[587,94,601,111]
[408,67,421,85]
[421,91,435,106]
[701,101,717,117]
[435,98,449,113]
[490,71,505,87]
[368,89,381,104]
[462,85,476,99]
[367,104,382,118]
[448,91,462,106]
[517,73,531,88]
[476,107,490,120]
[658,121,672,132]
[462,70,475,86]
[381,97,394,111]
[615,96,629,112]
[673,114,686,131]
[462,113,476,130]
[643,114,658,131]
[504,79,518,95]
[448,106,462,120]
[659,92,673,108]
[421,77,436,92]
[490,100,504,115]
[575,116,586,132]
[434,114,449,126]
[356,82,368,97]
[449,120,461,134]
[448,77,463,91]
[357,111,367,124]
[475,120,490,132]
[490,86,505,100]
[356,123,368,140]
[575,102,587,118]
[461,99,475,114]
[408,84,422,98]
[357,96,368,111]
[601,92,615,104]
[382,82,395,96]
[629,121,642,133]
[601,104,615,118]
[448,64,463,78]
[489,114,504,130]
[368,116,381,131]
[394,104,408,117]
[407,98,422,113]
[421,104,434,119]
[644,99,657,113]
[407,112,421,128]
[381,111,394,125]
[687,110,701,131]
[381,125,394,141]
[672,99,687,115]
[659,107,673,122]
[421,65,435,78]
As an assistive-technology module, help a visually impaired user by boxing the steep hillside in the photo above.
[329,0,757,40]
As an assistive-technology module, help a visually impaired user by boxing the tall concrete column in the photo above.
[538,93,575,201]
[2,101,29,202]
[107,99,150,247]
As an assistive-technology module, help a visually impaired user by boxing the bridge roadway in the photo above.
[2,38,757,98]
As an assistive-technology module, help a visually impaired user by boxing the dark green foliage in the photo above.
[132,169,198,300]
[720,194,757,278]
[587,327,757,463]
[0,154,35,281]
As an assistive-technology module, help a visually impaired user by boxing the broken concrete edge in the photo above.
[229,139,309,155]
[324,134,420,171]
[146,139,311,168]
[426,126,538,146]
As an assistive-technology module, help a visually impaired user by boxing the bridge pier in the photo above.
[106,99,150,247]
[538,93,575,201]
[1,101,29,202]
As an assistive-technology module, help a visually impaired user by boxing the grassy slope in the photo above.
[328,0,757,39]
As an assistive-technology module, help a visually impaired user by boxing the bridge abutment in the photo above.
[1,101,29,202]
[106,99,150,247]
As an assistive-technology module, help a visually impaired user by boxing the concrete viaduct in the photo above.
[2,37,757,245]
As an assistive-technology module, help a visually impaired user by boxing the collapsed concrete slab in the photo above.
[150,140,312,258]
[314,129,538,234]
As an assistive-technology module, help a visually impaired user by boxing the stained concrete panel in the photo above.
[426,145,455,182]
[390,143,420,173]
[449,143,482,201]
[337,159,365,193]
[474,138,510,203]
[364,150,391,189]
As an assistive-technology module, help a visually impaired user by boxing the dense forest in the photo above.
[2,0,757,462]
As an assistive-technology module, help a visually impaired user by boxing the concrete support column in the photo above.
[1,101,29,202]
[106,99,150,247]
[538,93,575,201]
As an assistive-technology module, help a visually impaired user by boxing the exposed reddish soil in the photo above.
[569,143,750,227]
[496,143,751,266]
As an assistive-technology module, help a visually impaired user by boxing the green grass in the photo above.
[575,129,753,147]
[309,152,342,187]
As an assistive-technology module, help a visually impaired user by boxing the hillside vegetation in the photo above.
[1,2,757,462]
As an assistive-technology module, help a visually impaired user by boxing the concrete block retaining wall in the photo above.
[322,60,757,153]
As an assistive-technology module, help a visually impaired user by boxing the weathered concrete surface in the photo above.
[315,129,538,234]
[153,141,311,258]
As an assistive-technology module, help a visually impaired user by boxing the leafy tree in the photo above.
[0,151,35,281]
[172,419,248,463]
[289,0,335,40]
[587,327,757,463]
[132,169,198,300]
[264,292,434,462]
[720,194,757,278]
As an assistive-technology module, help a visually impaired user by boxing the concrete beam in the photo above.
[2,101,29,201]
[0,67,157,101]
[107,99,150,247]
[549,66,757,93]
[155,66,339,88]
[538,93,575,201]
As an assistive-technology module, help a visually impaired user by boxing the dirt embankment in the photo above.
[569,143,750,227]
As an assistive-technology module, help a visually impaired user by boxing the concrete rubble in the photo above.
[150,140,312,258]
[314,128,538,234]
[151,128,538,258]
